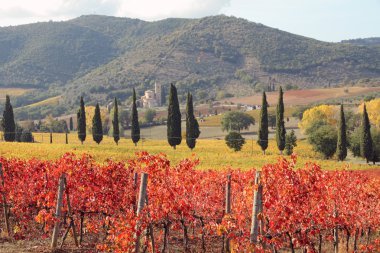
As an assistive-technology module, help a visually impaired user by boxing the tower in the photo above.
[155,82,162,106]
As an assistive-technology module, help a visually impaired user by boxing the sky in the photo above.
[0,0,379,42]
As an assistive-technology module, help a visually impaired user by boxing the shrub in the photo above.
[225,132,246,151]
[285,130,297,155]
[308,125,337,159]
[21,129,33,143]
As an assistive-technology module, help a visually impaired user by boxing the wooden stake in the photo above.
[225,174,231,214]
[250,171,263,244]
[133,172,138,213]
[51,174,66,249]
[0,163,11,237]
[64,178,78,247]
[135,173,148,253]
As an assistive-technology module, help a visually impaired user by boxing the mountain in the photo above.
[342,37,380,47]
[0,15,379,119]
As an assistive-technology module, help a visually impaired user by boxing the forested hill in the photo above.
[1,15,379,118]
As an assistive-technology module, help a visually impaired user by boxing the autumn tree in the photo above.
[359,98,380,128]
[112,98,120,145]
[337,104,347,161]
[77,96,86,144]
[131,88,140,146]
[92,103,103,144]
[257,91,268,154]
[185,92,200,150]
[1,95,16,142]
[167,83,182,149]
[299,105,338,133]
[276,86,286,154]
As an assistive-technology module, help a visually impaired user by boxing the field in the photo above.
[0,88,33,100]
[224,86,380,106]
[14,95,61,110]
[0,132,376,171]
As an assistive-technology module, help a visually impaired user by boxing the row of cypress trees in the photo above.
[257,87,286,155]
[256,88,375,162]
[76,84,200,149]
[166,84,201,150]
[334,103,375,163]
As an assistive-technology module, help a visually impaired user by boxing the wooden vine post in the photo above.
[135,173,148,253]
[250,171,263,245]
[65,132,68,144]
[60,176,79,248]
[0,163,11,237]
[51,174,66,249]
[50,131,53,144]
[225,174,232,252]
[133,172,138,213]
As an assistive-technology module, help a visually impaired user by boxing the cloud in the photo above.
[0,0,231,26]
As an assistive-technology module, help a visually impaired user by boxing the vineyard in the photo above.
[0,152,379,252]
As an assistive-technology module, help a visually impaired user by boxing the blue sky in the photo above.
[0,0,379,42]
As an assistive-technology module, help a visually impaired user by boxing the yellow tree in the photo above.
[359,98,380,128]
[299,105,338,133]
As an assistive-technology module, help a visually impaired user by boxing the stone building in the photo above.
[141,82,162,108]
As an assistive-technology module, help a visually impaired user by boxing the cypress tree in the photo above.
[360,104,373,163]
[257,91,268,154]
[69,117,73,131]
[77,96,86,144]
[167,83,182,149]
[92,103,103,144]
[186,92,200,150]
[131,88,140,146]
[336,104,347,161]
[1,95,16,142]
[112,98,120,145]
[276,86,286,154]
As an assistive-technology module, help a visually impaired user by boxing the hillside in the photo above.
[342,37,380,47]
[0,15,379,119]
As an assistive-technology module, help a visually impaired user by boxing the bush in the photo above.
[285,130,297,155]
[308,125,337,159]
[225,132,246,151]
[21,130,33,143]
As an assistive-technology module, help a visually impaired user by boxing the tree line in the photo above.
[2,85,377,164]
[221,88,377,165]
[223,87,296,155]
[2,84,201,150]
